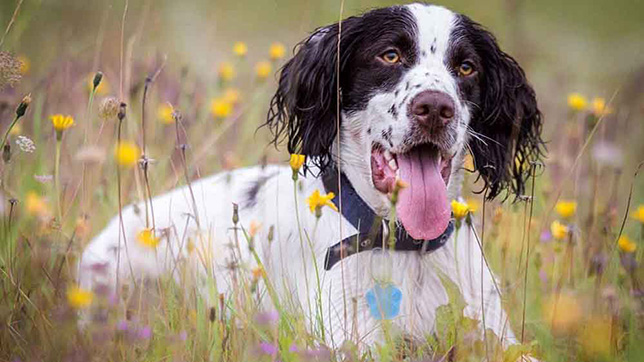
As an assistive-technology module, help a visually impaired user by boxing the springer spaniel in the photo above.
[80,2,543,353]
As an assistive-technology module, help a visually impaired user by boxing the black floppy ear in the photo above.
[265,19,359,172]
[465,19,545,199]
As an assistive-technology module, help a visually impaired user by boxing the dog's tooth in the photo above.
[388,158,398,171]
[384,150,393,161]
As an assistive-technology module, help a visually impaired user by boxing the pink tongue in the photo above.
[396,146,450,240]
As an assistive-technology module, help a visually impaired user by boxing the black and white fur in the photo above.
[80,3,543,353]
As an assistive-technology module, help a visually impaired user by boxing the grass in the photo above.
[0,0,643,361]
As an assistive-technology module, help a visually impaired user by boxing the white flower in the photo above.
[15,135,35,153]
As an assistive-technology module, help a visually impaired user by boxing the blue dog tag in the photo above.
[365,283,402,320]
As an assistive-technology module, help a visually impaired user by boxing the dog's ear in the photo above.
[465,19,545,200]
[265,19,359,172]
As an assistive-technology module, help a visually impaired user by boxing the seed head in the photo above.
[0,51,22,90]
[98,97,120,119]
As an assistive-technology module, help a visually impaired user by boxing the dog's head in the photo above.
[266,3,544,240]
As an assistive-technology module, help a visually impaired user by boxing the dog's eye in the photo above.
[380,50,401,64]
[458,61,475,77]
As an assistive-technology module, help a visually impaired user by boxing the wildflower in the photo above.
[451,199,470,220]
[617,235,636,253]
[0,51,22,89]
[87,73,109,95]
[465,197,480,213]
[255,310,279,325]
[157,103,174,124]
[67,285,94,309]
[137,228,160,248]
[25,191,49,217]
[15,136,35,153]
[232,41,248,57]
[249,220,261,238]
[114,141,140,168]
[307,189,338,216]
[550,220,569,240]
[223,88,240,104]
[255,61,272,80]
[137,326,152,340]
[631,205,644,223]
[579,317,612,357]
[258,342,278,356]
[567,93,587,111]
[99,97,120,119]
[542,293,581,334]
[555,200,577,219]
[18,55,30,74]
[50,114,74,139]
[591,97,612,117]
[252,266,264,279]
[210,98,232,119]
[75,216,90,239]
[9,123,21,136]
[269,42,286,60]
[218,62,235,82]
[289,153,305,171]
[463,153,475,170]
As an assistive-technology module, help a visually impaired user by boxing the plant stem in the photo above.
[54,139,62,223]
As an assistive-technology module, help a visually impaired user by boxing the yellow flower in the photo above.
[210,98,233,119]
[617,235,636,253]
[306,189,338,215]
[555,200,577,219]
[463,153,474,170]
[218,62,235,82]
[632,205,644,223]
[465,198,480,213]
[542,293,581,334]
[137,228,160,248]
[591,97,612,117]
[249,220,262,238]
[252,266,264,279]
[25,191,50,217]
[233,42,248,57]
[67,285,94,309]
[579,317,613,357]
[255,61,272,80]
[50,114,75,131]
[567,93,587,111]
[269,42,286,60]
[451,199,470,220]
[9,123,22,136]
[87,74,109,95]
[550,220,569,240]
[223,88,240,104]
[18,55,30,75]
[157,103,175,124]
[289,154,305,171]
[114,141,140,168]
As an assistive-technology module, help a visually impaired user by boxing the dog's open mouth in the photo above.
[371,143,453,240]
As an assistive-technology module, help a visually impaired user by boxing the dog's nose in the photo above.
[410,91,455,128]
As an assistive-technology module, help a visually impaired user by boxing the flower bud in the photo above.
[15,93,31,118]
[92,71,103,90]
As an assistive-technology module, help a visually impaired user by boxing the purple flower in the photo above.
[138,326,152,340]
[255,310,279,325]
[116,320,128,331]
[289,343,299,353]
[259,342,278,356]
[540,230,552,242]
[179,330,187,341]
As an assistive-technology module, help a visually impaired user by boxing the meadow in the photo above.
[0,0,643,361]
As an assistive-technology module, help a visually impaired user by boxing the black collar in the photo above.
[322,168,454,270]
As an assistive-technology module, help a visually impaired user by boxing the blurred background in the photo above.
[0,0,643,361]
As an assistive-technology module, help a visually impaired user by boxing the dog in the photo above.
[79,2,543,353]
